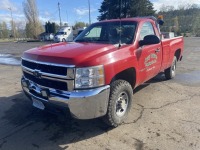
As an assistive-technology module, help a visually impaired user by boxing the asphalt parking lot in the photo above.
[0,38,200,150]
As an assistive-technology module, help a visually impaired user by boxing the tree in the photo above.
[45,21,57,34]
[23,0,44,39]
[25,23,32,38]
[63,23,68,26]
[158,4,200,35]
[74,22,87,29]
[10,21,18,38]
[160,4,175,12]
[14,21,25,38]
[98,0,155,21]
[130,0,155,16]
[98,0,119,21]
[0,22,9,39]
[193,17,200,36]
[0,23,2,38]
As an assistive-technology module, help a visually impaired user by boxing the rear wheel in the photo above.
[103,80,133,127]
[164,56,177,80]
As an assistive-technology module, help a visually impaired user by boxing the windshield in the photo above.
[74,21,137,44]
[56,32,66,35]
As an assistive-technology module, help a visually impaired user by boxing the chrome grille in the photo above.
[21,58,75,91]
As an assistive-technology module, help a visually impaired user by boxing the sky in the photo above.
[0,0,200,29]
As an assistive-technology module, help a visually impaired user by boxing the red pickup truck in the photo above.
[21,17,183,127]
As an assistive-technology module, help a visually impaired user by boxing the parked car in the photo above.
[45,33,54,41]
[39,32,54,41]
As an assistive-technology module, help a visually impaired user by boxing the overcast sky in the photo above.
[0,0,200,28]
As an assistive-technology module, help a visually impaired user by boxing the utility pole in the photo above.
[58,2,62,27]
[66,10,68,25]
[88,0,91,25]
[8,7,15,39]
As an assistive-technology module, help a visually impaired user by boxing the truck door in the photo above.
[136,22,162,84]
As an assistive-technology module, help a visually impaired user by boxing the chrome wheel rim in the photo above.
[172,61,176,76]
[116,92,129,117]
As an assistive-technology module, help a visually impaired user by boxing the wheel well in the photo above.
[111,68,136,89]
[175,49,181,61]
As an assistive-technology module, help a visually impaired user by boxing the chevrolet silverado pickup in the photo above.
[21,17,184,127]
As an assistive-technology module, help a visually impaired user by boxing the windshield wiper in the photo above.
[96,39,109,42]
[75,39,86,42]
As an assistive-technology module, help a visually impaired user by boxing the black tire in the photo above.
[62,38,66,42]
[164,56,177,80]
[103,80,133,127]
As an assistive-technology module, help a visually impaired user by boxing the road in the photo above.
[0,38,200,150]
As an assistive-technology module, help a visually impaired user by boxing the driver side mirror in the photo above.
[139,35,160,46]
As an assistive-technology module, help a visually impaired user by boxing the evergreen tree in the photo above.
[45,22,57,34]
[130,0,155,16]
[98,0,155,21]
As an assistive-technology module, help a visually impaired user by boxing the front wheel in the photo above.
[62,38,66,42]
[164,56,177,80]
[103,80,133,127]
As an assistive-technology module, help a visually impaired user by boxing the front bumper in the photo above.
[21,77,110,119]
[54,37,61,42]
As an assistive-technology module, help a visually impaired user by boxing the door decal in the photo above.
[145,54,157,67]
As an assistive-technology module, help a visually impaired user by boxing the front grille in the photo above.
[22,59,68,76]
[21,58,75,91]
[24,72,68,91]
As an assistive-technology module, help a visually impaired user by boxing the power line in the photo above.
[47,10,59,21]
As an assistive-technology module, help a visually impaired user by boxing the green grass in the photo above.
[0,38,15,42]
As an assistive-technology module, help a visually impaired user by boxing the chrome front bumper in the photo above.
[21,77,110,119]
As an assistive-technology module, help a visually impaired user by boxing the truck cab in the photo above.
[54,26,73,42]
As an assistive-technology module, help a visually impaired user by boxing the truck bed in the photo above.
[161,36,184,71]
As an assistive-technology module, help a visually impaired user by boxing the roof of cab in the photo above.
[97,17,155,23]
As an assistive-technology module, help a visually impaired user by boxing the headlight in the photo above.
[75,65,105,89]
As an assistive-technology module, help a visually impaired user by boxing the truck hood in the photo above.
[23,42,117,66]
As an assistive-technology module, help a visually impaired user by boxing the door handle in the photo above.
[155,48,160,53]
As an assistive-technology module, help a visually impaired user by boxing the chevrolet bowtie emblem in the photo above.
[33,70,42,78]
